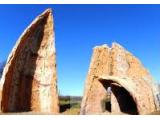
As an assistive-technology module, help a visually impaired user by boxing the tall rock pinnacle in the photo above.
[0,8,59,113]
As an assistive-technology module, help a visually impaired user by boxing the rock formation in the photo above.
[151,82,160,111]
[80,43,156,115]
[0,8,59,113]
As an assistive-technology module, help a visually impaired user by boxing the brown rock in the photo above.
[0,8,59,113]
[0,89,1,112]
[80,43,156,115]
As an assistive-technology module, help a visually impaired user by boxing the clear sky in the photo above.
[0,5,159,96]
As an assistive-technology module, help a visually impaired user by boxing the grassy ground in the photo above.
[59,96,81,115]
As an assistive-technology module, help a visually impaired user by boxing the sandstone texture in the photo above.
[0,9,59,113]
[80,43,156,115]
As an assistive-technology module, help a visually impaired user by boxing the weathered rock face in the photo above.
[152,82,160,111]
[0,9,59,113]
[0,89,1,112]
[80,43,156,115]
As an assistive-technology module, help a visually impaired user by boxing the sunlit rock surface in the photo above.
[0,8,59,113]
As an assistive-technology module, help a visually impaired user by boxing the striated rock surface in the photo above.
[0,8,59,113]
[80,43,156,115]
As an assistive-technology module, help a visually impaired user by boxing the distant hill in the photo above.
[59,95,82,102]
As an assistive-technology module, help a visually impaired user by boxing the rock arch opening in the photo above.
[100,80,139,115]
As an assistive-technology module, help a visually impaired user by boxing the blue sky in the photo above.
[0,5,159,96]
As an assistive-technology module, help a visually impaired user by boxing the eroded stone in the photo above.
[0,8,59,113]
[80,43,156,115]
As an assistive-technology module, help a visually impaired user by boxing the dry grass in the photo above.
[61,108,80,115]
[59,97,81,115]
